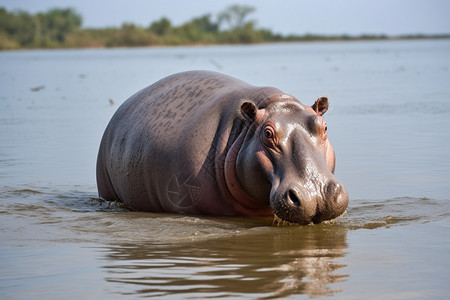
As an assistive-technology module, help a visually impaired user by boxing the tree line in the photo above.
[1,5,448,50]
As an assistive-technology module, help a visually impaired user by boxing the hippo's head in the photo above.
[228,94,348,224]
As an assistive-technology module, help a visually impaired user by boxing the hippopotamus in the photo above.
[96,71,348,224]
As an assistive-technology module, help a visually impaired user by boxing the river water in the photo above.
[1,40,449,299]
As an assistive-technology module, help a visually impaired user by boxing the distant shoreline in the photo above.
[1,6,449,51]
[2,35,450,52]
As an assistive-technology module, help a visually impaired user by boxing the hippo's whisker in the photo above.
[273,213,297,226]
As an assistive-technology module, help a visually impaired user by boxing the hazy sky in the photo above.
[1,0,449,36]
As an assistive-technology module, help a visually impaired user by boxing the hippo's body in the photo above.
[96,71,348,224]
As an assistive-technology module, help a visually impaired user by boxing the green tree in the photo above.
[149,17,171,36]
[218,5,255,30]
[190,14,218,33]
[14,11,38,45]
[0,9,38,47]
[173,14,218,43]
[37,8,82,43]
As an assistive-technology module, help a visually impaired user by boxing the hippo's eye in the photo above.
[264,128,273,138]
[262,125,278,149]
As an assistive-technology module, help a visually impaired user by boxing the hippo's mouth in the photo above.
[273,213,308,226]
[272,210,347,226]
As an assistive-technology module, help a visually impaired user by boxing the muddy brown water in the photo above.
[1,40,450,299]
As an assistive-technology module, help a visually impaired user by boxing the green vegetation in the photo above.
[1,5,448,50]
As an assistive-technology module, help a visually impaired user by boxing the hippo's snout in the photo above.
[272,180,349,225]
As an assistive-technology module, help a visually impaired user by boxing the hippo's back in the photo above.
[117,72,253,140]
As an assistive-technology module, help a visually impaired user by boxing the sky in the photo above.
[1,0,450,36]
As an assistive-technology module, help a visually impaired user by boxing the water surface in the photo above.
[1,40,450,299]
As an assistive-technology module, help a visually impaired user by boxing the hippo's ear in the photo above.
[240,101,258,123]
[312,97,328,116]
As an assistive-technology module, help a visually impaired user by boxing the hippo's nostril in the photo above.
[288,190,300,207]
[325,180,341,201]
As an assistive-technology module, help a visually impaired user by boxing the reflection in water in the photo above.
[101,226,348,298]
